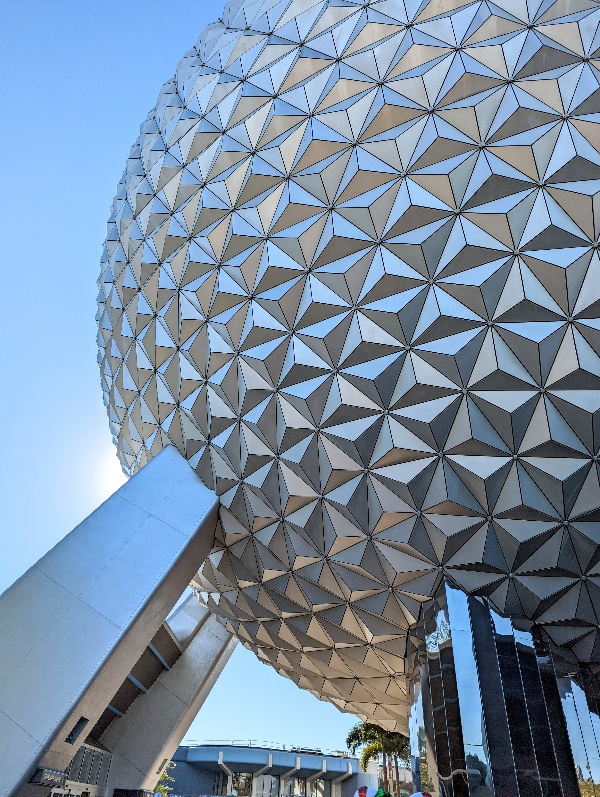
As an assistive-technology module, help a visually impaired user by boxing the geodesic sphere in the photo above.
[99,0,600,728]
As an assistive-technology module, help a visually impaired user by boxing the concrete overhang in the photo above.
[179,746,358,780]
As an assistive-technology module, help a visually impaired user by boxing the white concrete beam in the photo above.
[306,761,327,783]
[0,447,219,797]
[101,607,236,794]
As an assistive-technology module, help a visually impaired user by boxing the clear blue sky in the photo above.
[0,0,357,751]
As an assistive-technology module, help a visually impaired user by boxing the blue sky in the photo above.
[0,0,357,751]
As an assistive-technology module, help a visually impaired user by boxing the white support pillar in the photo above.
[332,763,353,784]
[306,761,327,784]
[306,760,326,797]
[101,605,236,795]
[251,753,273,797]
[218,750,234,794]
[0,446,220,797]
[331,762,353,797]
[280,756,300,797]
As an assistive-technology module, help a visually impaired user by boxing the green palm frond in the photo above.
[359,741,383,772]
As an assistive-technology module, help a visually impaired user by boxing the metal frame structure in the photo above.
[4,0,600,794]
[99,0,600,734]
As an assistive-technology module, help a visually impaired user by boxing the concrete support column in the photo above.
[0,447,219,797]
[218,750,234,794]
[280,757,300,797]
[331,762,353,797]
[101,606,236,794]
[251,754,273,797]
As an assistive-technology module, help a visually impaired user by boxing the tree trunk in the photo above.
[393,753,401,795]
[381,752,389,793]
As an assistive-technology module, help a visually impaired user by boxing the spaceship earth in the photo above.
[98,0,600,731]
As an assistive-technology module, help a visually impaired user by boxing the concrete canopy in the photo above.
[98,0,600,734]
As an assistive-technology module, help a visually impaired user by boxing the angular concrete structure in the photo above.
[4,0,600,795]
[0,447,233,797]
[101,605,235,796]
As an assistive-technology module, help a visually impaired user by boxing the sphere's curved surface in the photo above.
[99,0,600,729]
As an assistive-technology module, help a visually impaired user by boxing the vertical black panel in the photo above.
[468,596,519,797]
[408,582,592,797]
[535,652,580,797]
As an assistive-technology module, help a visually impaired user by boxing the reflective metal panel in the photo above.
[408,582,581,797]
[540,638,600,796]
[98,0,600,730]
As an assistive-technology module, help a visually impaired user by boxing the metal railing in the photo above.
[181,740,353,758]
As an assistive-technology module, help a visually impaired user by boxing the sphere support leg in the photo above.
[0,446,225,797]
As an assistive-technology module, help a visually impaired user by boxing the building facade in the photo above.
[169,744,377,797]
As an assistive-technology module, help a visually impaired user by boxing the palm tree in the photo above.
[347,722,389,791]
[346,722,410,795]
[387,732,410,794]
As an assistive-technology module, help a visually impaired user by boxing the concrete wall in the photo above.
[102,610,236,794]
[170,760,216,795]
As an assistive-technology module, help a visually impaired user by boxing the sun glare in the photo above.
[95,447,126,500]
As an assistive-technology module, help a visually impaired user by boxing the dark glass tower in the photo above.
[408,581,600,796]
